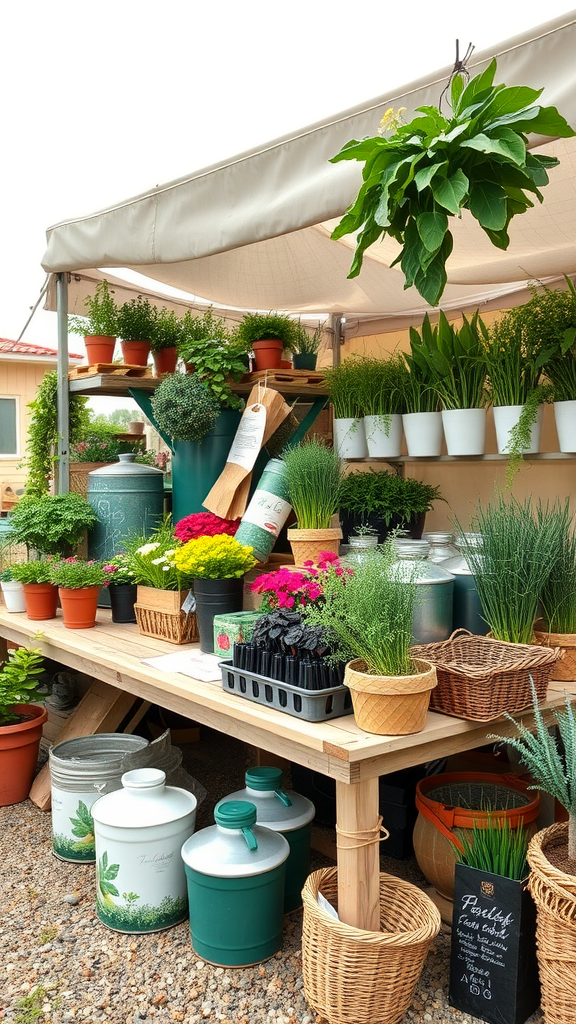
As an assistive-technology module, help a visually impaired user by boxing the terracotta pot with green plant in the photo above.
[171,534,257,652]
[236,312,297,371]
[68,279,118,364]
[324,359,368,458]
[150,306,182,376]
[11,558,60,620]
[0,644,47,806]
[10,492,98,558]
[118,294,157,365]
[339,468,442,543]
[292,323,322,371]
[304,540,436,734]
[49,558,112,629]
[282,439,345,566]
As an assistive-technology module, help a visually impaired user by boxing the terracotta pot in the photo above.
[22,582,58,621]
[344,657,437,736]
[252,339,283,371]
[84,335,116,364]
[0,704,48,806]
[120,340,151,366]
[287,527,342,567]
[152,347,178,376]
[58,585,101,629]
[279,359,293,369]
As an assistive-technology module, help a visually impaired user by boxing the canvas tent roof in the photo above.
[43,12,576,330]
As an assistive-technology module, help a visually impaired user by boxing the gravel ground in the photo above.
[0,727,544,1024]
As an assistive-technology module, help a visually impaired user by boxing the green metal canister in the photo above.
[88,454,164,561]
[234,459,292,563]
[219,766,315,911]
[181,801,289,966]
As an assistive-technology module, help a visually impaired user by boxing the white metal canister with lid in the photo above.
[91,768,197,933]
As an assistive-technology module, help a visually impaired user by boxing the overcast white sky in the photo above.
[1,0,574,349]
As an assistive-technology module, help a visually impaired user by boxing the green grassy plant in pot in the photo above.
[530,275,576,452]
[304,541,436,734]
[0,644,47,806]
[339,468,442,543]
[68,279,118,364]
[171,534,257,653]
[403,320,443,455]
[117,295,158,366]
[150,307,182,377]
[533,498,576,683]
[292,323,322,371]
[10,558,60,620]
[282,439,345,566]
[411,311,489,455]
[324,358,368,458]
[236,312,297,371]
[49,558,112,629]
[355,353,409,458]
[492,685,576,1024]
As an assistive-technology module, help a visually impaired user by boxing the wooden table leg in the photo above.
[335,777,380,931]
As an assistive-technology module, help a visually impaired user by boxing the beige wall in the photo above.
[0,360,51,490]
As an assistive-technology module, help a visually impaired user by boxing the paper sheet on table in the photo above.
[142,650,223,682]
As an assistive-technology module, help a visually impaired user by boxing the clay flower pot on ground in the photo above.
[0,645,47,807]
[49,559,112,629]
[282,439,345,568]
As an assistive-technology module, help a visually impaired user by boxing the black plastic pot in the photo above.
[340,510,426,544]
[109,583,138,624]
[193,577,244,653]
[292,353,317,370]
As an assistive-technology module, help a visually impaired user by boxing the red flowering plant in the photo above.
[250,552,350,613]
[174,512,240,543]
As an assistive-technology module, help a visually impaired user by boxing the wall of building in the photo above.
[0,360,51,492]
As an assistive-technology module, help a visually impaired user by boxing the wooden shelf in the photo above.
[346,452,576,463]
[69,373,160,397]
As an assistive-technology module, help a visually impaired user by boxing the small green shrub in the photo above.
[151,373,220,442]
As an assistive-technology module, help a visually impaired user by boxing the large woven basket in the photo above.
[527,823,576,1024]
[344,658,436,735]
[302,866,440,1024]
[534,629,576,682]
[411,629,560,721]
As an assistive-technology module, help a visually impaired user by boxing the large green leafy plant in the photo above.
[331,59,574,305]
[410,310,489,409]
[0,646,45,726]
[10,493,97,556]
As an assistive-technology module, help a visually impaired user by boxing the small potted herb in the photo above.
[324,359,367,458]
[102,554,137,623]
[292,323,322,371]
[282,439,345,566]
[0,565,26,613]
[0,644,47,807]
[11,557,60,620]
[68,280,118,364]
[150,307,182,377]
[49,558,112,629]
[117,295,158,366]
[235,312,298,371]
[354,353,409,458]
[150,372,221,442]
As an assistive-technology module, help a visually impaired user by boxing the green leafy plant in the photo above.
[69,800,95,852]
[454,816,529,880]
[331,59,574,305]
[523,276,576,402]
[404,325,441,413]
[323,359,366,418]
[410,311,489,409]
[150,372,220,441]
[97,850,120,903]
[49,558,111,589]
[0,566,14,582]
[151,306,183,352]
[304,540,418,676]
[235,311,298,351]
[282,439,346,529]
[178,333,248,411]
[104,553,136,587]
[293,322,323,355]
[117,294,158,341]
[491,681,576,865]
[458,494,566,644]
[68,279,118,337]
[23,371,90,496]
[353,353,409,418]
[340,469,442,524]
[11,558,59,585]
[10,493,97,556]
[537,498,576,634]
[0,645,45,725]
[172,533,257,579]
[179,307,230,348]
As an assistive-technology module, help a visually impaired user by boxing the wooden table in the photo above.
[0,607,570,931]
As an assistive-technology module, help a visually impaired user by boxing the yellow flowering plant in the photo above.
[171,534,257,580]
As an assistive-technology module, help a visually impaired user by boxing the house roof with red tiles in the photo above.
[0,338,83,361]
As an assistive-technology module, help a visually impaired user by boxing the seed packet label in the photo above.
[181,591,196,613]
[241,489,291,537]
[226,404,267,470]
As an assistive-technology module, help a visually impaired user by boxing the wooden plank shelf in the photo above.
[69,372,160,397]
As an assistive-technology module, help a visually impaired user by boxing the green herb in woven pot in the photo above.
[282,439,345,567]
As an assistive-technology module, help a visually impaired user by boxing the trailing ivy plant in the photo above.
[331,59,574,305]
[23,371,90,496]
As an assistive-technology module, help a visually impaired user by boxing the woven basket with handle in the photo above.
[302,866,440,1024]
[411,629,560,721]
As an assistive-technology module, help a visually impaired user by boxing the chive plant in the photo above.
[455,817,529,880]
[458,494,565,644]
[282,439,345,530]
[324,359,364,419]
[353,353,409,419]
[537,498,576,634]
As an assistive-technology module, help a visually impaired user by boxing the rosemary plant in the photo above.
[458,494,565,644]
[455,817,529,880]
[282,439,345,530]
[303,541,418,677]
[537,498,576,634]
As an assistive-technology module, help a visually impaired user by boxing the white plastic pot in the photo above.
[493,404,543,455]
[1,580,26,613]
[333,418,367,459]
[441,408,486,456]
[363,414,402,458]
[554,400,576,452]
[402,412,443,457]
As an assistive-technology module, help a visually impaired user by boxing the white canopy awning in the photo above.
[42,12,576,324]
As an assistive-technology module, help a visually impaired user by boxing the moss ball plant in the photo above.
[151,373,220,442]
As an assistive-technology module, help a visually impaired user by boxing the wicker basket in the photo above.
[287,527,342,567]
[534,629,576,682]
[69,462,112,498]
[344,658,436,735]
[410,629,560,721]
[134,587,198,645]
[302,866,441,1024]
[527,823,576,1024]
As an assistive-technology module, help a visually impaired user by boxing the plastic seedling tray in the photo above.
[220,661,353,722]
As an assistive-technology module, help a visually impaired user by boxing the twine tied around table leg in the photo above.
[335,815,390,849]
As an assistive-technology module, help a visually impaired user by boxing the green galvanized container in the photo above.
[220,766,315,912]
[171,410,242,523]
[181,801,289,966]
[87,454,164,561]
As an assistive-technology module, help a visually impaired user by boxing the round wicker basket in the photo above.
[344,658,436,735]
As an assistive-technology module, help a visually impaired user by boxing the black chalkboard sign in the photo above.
[449,863,540,1024]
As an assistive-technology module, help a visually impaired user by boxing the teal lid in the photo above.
[214,800,257,830]
[245,767,283,791]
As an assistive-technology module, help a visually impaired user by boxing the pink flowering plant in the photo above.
[174,512,239,543]
[103,553,135,586]
[250,552,349,613]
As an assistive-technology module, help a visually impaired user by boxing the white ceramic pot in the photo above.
[493,404,543,455]
[554,400,576,452]
[333,418,367,459]
[402,412,443,457]
[441,408,486,456]
[92,768,197,933]
[0,580,26,613]
[363,414,402,458]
